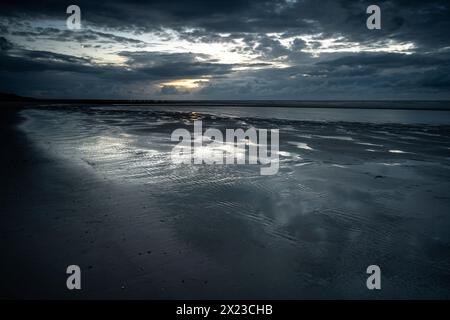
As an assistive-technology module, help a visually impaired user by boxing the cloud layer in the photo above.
[1,0,450,99]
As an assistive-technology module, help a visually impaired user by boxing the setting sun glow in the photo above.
[159,79,209,89]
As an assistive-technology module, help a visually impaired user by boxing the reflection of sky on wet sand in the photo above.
[19,105,450,298]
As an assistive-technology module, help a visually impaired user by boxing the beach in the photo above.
[1,103,450,299]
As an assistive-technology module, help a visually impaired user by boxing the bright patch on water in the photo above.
[356,142,383,147]
[288,141,314,150]
[331,164,347,168]
[278,151,292,157]
[316,135,354,141]
[389,149,407,154]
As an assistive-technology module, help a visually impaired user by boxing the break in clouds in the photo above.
[1,0,450,99]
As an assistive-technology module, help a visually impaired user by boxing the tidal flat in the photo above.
[1,103,450,299]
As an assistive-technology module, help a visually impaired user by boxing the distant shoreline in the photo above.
[1,98,450,111]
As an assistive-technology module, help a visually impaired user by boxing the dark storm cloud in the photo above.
[0,47,234,80]
[316,53,450,90]
[118,51,234,79]
[160,85,188,95]
[1,0,450,99]
[2,0,450,50]
[5,26,147,45]
[0,37,13,51]
[0,45,237,97]
[0,49,94,73]
[317,52,450,70]
[194,48,450,100]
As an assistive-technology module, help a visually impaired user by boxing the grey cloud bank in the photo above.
[1,0,450,99]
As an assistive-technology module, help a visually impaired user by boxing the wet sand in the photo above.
[1,104,450,299]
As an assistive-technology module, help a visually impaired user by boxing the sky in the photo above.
[0,0,450,100]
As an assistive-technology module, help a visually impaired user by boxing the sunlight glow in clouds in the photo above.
[159,79,210,89]
[5,16,417,69]
[3,0,449,100]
